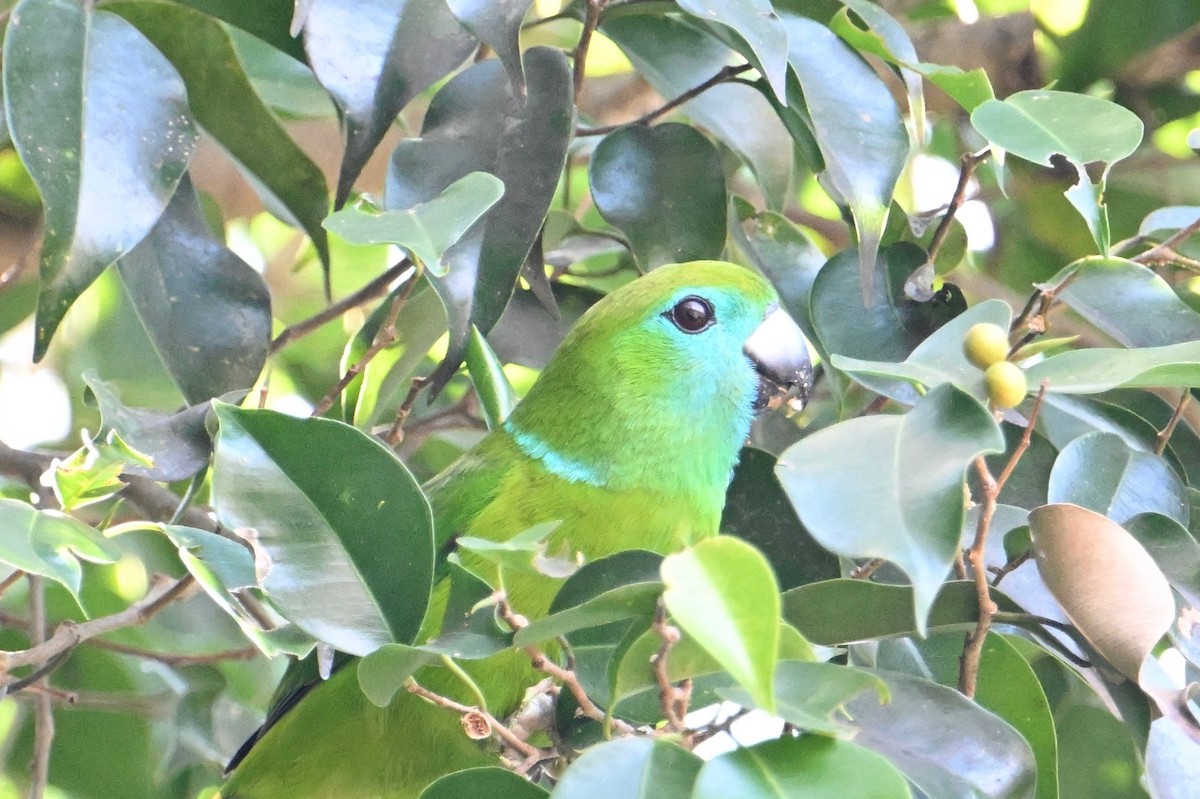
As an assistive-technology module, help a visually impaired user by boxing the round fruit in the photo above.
[984,361,1028,409]
[963,323,1010,368]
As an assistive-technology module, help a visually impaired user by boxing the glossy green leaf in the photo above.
[1146,717,1200,799]
[677,0,788,104]
[779,13,908,300]
[514,582,661,648]
[661,537,781,713]
[602,14,794,210]
[782,579,1023,646]
[811,244,965,374]
[1026,340,1200,395]
[356,644,436,707]
[1048,431,1188,526]
[5,0,198,360]
[830,1,924,139]
[116,175,271,404]
[590,124,726,270]
[171,0,305,61]
[1056,704,1150,799]
[83,371,212,482]
[830,297,1011,404]
[324,172,504,276]
[721,448,838,591]
[552,737,701,799]
[387,47,572,395]
[971,90,1142,251]
[729,208,827,349]
[693,737,911,799]
[777,384,1005,632]
[720,660,887,736]
[976,634,1060,799]
[303,0,477,207]
[1126,513,1200,608]
[0,499,120,601]
[421,767,548,799]
[464,326,516,429]
[848,669,1037,799]
[210,404,435,655]
[111,0,330,278]
[1054,257,1200,348]
[445,0,532,98]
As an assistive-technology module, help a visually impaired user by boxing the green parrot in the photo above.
[219,260,812,798]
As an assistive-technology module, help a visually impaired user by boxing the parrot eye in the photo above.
[666,296,716,333]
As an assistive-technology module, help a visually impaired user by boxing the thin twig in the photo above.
[652,602,686,732]
[406,678,545,760]
[926,149,989,266]
[1133,214,1200,266]
[312,269,421,418]
[576,64,754,136]
[269,260,413,355]
[497,597,637,736]
[384,376,433,447]
[688,706,751,747]
[0,570,25,599]
[988,549,1032,586]
[87,640,259,669]
[572,0,607,104]
[28,576,52,799]
[850,558,885,580]
[1156,392,1193,457]
[958,383,1048,697]
[0,575,197,680]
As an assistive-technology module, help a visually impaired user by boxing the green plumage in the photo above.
[221,262,796,798]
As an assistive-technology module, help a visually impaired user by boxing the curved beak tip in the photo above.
[743,306,814,412]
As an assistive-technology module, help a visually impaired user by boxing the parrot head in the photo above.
[504,261,812,498]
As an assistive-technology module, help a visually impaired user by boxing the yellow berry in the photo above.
[984,361,1028,409]
[963,323,1011,368]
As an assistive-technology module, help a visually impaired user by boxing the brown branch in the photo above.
[87,640,259,668]
[312,269,422,418]
[1156,392,1192,457]
[577,64,754,136]
[652,602,687,732]
[926,148,989,266]
[688,707,751,747]
[497,597,637,736]
[270,260,413,355]
[28,576,52,799]
[406,678,545,761]
[958,382,1048,698]
[395,393,487,457]
[572,0,607,104]
[0,570,25,599]
[0,574,197,681]
[850,558,885,580]
[1133,214,1200,266]
[988,549,1032,586]
[384,376,433,447]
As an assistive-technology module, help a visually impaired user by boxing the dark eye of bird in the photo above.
[666,296,715,333]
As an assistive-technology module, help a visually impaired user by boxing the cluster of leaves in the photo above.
[0,0,1199,797]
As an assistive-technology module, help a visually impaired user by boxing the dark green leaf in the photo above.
[1055,704,1150,799]
[324,172,504,275]
[211,404,434,655]
[1126,513,1200,608]
[302,0,477,207]
[0,499,120,602]
[848,669,1037,799]
[779,13,908,299]
[692,736,911,799]
[777,384,1005,630]
[387,47,572,395]
[1047,431,1188,526]
[356,644,436,707]
[116,175,271,404]
[515,582,660,647]
[83,371,212,482]
[662,537,781,712]
[589,124,726,270]
[170,0,305,61]
[420,767,548,799]
[830,1,924,139]
[721,448,838,591]
[5,0,198,360]
[602,14,794,210]
[782,579,1023,646]
[720,660,887,736]
[676,0,789,105]
[111,0,330,278]
[465,326,517,429]
[1054,257,1200,348]
[444,0,533,98]
[552,737,702,799]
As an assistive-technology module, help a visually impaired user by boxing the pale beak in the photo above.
[743,305,813,411]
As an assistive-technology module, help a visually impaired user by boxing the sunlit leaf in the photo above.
[0,499,120,602]
[420,767,548,799]
[1047,432,1188,526]
[552,738,701,799]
